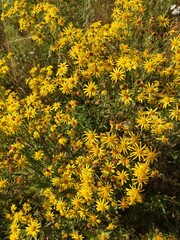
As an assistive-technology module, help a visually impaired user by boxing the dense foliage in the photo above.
[0,0,179,239]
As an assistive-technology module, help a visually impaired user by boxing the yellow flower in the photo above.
[89,144,105,159]
[23,202,31,213]
[143,59,156,73]
[126,185,143,205]
[107,222,116,230]
[119,155,130,167]
[119,197,129,210]
[58,136,67,145]
[158,95,174,108]
[32,33,44,44]
[163,67,173,75]
[56,62,68,77]
[60,82,73,95]
[137,92,146,103]
[170,35,180,51]
[0,178,7,190]
[51,177,61,187]
[98,182,113,199]
[78,185,93,202]
[128,131,140,145]
[79,163,93,178]
[132,162,150,188]
[83,81,98,98]
[57,14,64,24]
[51,102,61,111]
[119,137,131,154]
[78,207,89,220]
[83,130,99,146]
[150,115,165,127]
[136,115,150,130]
[116,170,129,186]
[34,150,44,161]
[33,130,40,139]
[156,135,169,144]
[45,210,55,222]
[130,142,146,161]
[68,99,78,110]
[126,59,138,71]
[11,204,17,213]
[169,104,180,121]
[9,232,20,240]
[40,82,55,96]
[98,231,110,240]
[101,132,118,148]
[65,163,76,175]
[88,214,101,227]
[144,147,158,163]
[152,229,164,240]
[54,221,61,229]
[143,82,159,97]
[10,222,21,236]
[102,161,115,176]
[43,166,53,178]
[157,15,170,27]
[0,65,9,74]
[61,173,73,190]
[24,107,36,119]
[119,89,132,105]
[25,219,41,238]
[19,18,30,31]
[96,198,109,212]
[63,22,76,42]
[145,107,158,117]
[151,125,164,135]
[111,146,122,159]
[0,58,6,66]
[116,56,130,69]
[13,210,23,223]
[71,196,84,210]
[56,199,66,216]
[70,230,84,240]
[110,67,125,82]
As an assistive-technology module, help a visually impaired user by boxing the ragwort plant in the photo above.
[0,0,179,239]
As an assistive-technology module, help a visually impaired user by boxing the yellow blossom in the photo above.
[136,115,151,130]
[169,104,180,120]
[34,150,44,161]
[70,230,84,240]
[83,81,98,98]
[0,178,7,190]
[119,89,132,105]
[130,142,146,161]
[132,162,150,188]
[83,130,99,146]
[126,186,143,205]
[159,95,174,108]
[96,199,110,212]
[143,59,156,73]
[98,182,113,199]
[25,219,41,238]
[102,161,115,176]
[56,62,68,77]
[110,67,125,82]
[170,35,180,51]
[158,15,170,27]
[116,170,129,186]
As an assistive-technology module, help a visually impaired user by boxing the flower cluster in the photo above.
[0,0,179,239]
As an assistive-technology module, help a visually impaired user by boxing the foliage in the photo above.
[0,0,179,239]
